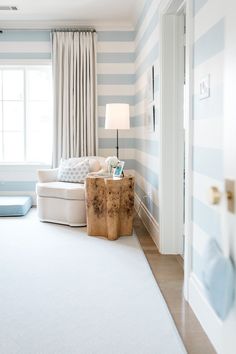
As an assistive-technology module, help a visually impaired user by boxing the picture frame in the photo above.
[146,102,156,132]
[113,161,125,178]
[146,64,157,132]
[147,65,155,103]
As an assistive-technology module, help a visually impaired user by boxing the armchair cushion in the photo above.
[37,182,85,200]
[37,168,58,183]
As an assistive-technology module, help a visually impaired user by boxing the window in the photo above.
[0,66,52,164]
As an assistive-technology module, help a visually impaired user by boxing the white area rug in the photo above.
[0,209,186,354]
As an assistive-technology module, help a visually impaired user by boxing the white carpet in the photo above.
[0,209,186,354]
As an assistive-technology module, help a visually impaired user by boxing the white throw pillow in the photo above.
[58,159,90,183]
[89,159,101,172]
[67,157,101,172]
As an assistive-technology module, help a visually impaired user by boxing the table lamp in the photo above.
[105,103,130,158]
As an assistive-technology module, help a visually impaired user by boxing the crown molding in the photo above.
[0,20,135,31]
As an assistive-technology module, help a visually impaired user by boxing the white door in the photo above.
[220,2,236,350]
[223,3,236,261]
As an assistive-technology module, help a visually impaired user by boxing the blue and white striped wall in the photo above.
[97,29,136,167]
[133,0,160,222]
[0,30,51,62]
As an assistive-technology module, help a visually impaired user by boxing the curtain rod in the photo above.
[0,28,96,33]
[52,28,96,33]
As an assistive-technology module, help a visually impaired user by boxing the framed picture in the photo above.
[113,161,125,178]
[147,65,155,103]
[146,103,156,132]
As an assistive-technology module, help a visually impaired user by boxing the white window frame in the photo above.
[0,62,52,165]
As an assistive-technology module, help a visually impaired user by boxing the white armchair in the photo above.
[36,156,106,226]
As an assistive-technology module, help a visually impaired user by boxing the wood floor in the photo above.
[134,215,216,354]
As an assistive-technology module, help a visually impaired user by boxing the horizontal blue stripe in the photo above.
[115,158,158,190]
[193,19,224,67]
[98,95,134,106]
[135,139,158,156]
[134,88,146,104]
[135,43,159,80]
[97,74,135,85]
[193,0,208,16]
[135,8,159,60]
[193,146,223,180]
[192,197,221,241]
[131,115,145,127]
[136,160,158,189]
[98,138,135,149]
[193,85,223,120]
[0,181,36,191]
[0,52,51,60]
[98,116,105,128]
[0,30,51,42]
[135,183,159,221]
[97,31,135,42]
[97,52,134,63]
[123,159,136,170]
[135,0,153,33]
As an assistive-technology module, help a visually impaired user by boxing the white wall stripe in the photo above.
[0,59,51,65]
[194,0,225,41]
[193,118,223,149]
[135,28,159,68]
[135,0,159,44]
[135,170,159,206]
[97,148,135,160]
[0,41,51,53]
[193,52,223,93]
[98,85,134,96]
[192,222,211,256]
[97,41,135,53]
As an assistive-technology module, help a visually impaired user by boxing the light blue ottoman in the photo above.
[0,196,32,216]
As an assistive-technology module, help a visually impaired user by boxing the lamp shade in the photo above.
[105,103,130,130]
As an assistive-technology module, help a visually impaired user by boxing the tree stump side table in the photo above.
[85,175,135,240]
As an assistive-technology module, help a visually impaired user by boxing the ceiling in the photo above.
[0,0,144,25]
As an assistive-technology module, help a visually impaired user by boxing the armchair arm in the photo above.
[37,168,58,183]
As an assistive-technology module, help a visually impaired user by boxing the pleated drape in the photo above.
[52,31,97,167]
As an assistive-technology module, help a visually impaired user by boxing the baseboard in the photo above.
[134,192,160,250]
[189,273,223,353]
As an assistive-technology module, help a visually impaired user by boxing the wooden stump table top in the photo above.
[85,175,135,240]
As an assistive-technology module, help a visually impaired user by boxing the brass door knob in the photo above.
[208,186,221,205]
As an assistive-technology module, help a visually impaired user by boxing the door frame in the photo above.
[158,0,193,300]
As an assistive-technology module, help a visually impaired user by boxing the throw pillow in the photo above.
[58,159,90,183]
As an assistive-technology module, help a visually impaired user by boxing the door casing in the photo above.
[159,0,193,300]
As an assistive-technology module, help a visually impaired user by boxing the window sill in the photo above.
[0,162,51,167]
[0,163,52,168]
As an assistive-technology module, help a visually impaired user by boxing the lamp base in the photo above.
[116,129,119,159]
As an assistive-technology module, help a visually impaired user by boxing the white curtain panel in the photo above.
[52,31,97,167]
